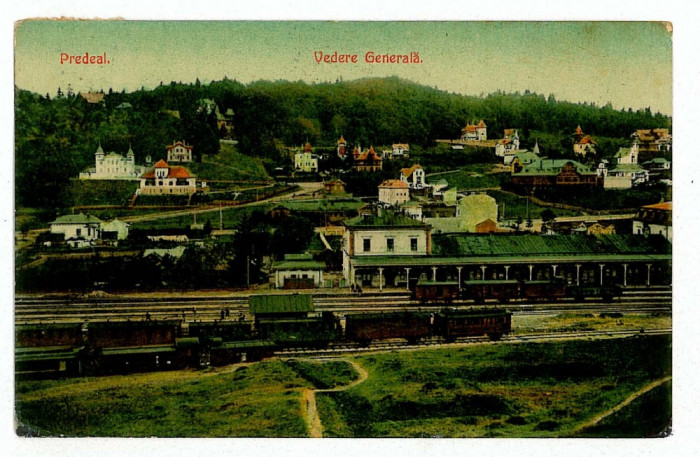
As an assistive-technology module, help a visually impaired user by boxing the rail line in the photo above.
[277,327,672,358]
[14,287,671,325]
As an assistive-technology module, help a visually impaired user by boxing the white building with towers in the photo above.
[80,143,147,180]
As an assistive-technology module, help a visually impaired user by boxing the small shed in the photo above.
[249,294,314,322]
[271,253,326,289]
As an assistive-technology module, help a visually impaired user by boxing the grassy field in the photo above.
[194,142,270,182]
[513,311,671,335]
[15,336,670,438]
[426,164,503,190]
[317,335,671,437]
[487,189,582,220]
[66,179,140,207]
[128,202,274,231]
[17,360,351,437]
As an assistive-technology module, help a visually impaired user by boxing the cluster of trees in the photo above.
[16,77,671,210]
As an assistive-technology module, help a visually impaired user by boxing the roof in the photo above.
[80,92,105,103]
[51,213,102,225]
[338,136,346,144]
[643,157,670,165]
[166,140,193,151]
[400,164,423,177]
[356,146,381,162]
[516,159,595,176]
[477,120,487,128]
[141,160,193,179]
[614,148,631,158]
[343,212,429,228]
[272,258,326,271]
[610,164,646,173]
[392,143,410,149]
[431,233,670,258]
[577,135,596,145]
[641,202,672,211]
[379,179,408,189]
[249,294,314,315]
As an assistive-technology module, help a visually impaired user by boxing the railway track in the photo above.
[277,327,672,358]
[14,287,671,325]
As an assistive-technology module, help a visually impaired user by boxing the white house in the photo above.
[139,159,197,195]
[50,213,103,241]
[495,129,520,157]
[101,219,130,241]
[378,180,410,206]
[166,140,194,163]
[598,160,649,189]
[271,253,325,289]
[80,144,146,180]
[294,143,319,173]
[614,144,639,165]
[391,143,410,159]
[399,164,425,189]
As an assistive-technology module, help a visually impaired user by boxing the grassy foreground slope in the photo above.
[15,335,670,438]
[318,335,671,437]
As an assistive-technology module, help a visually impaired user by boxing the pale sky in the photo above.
[14,21,672,114]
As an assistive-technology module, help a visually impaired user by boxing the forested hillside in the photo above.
[15,76,671,209]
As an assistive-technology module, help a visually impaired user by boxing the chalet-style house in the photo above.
[399,164,425,189]
[632,202,672,241]
[337,136,348,159]
[573,125,597,156]
[378,179,410,206]
[80,144,146,180]
[495,129,521,157]
[631,129,672,160]
[139,159,197,195]
[166,140,194,163]
[353,146,383,172]
[511,158,601,188]
[323,179,346,194]
[295,143,319,173]
[461,120,487,141]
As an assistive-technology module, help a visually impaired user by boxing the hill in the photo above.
[15,77,671,209]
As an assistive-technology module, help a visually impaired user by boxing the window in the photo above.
[76,228,82,236]
[363,238,371,252]
[386,238,394,252]
[410,237,418,252]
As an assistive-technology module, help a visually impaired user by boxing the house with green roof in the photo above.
[271,253,326,289]
[50,213,103,241]
[511,158,601,188]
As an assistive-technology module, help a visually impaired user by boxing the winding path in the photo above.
[303,359,369,438]
[572,376,672,435]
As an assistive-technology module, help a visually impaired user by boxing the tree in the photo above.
[541,209,556,224]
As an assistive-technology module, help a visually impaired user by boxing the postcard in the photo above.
[12,18,675,447]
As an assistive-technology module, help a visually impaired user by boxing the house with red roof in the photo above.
[353,146,383,172]
[632,202,672,241]
[573,125,597,156]
[166,140,194,163]
[139,159,197,195]
[399,164,425,189]
[461,120,487,141]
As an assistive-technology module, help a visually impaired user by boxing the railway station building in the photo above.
[342,213,671,290]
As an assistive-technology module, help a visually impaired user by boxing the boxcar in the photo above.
[256,313,339,348]
[434,309,512,342]
[344,311,432,345]
[413,280,461,304]
[521,280,567,301]
[462,280,521,303]
[187,321,255,341]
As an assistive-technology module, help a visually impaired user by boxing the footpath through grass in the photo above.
[317,335,671,437]
[15,335,670,438]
